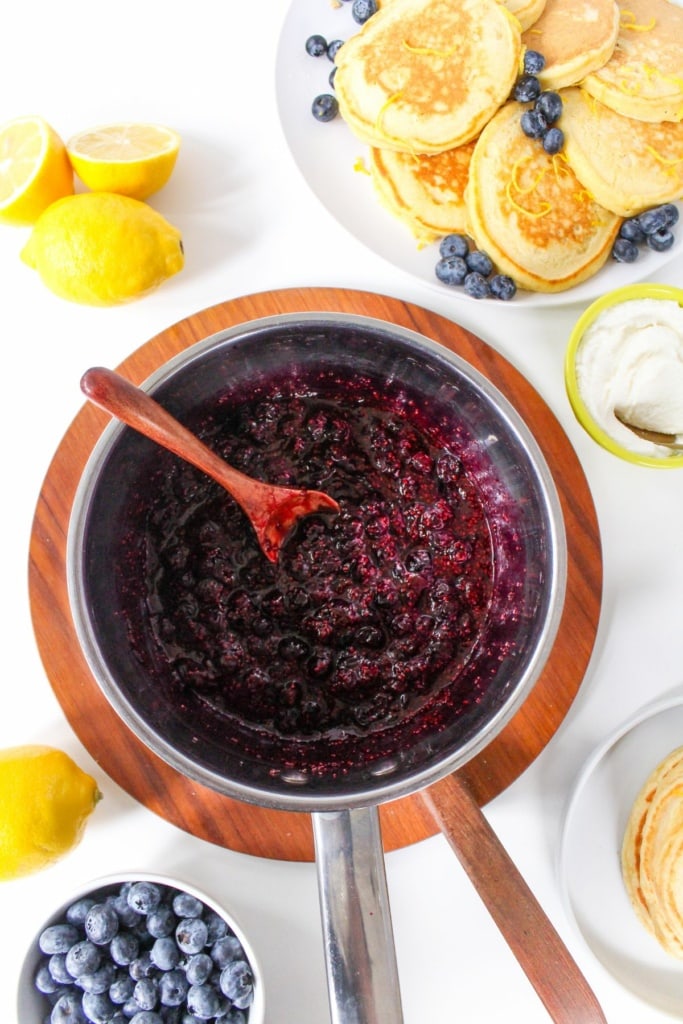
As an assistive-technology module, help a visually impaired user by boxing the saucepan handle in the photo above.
[422,773,608,1024]
[312,806,404,1024]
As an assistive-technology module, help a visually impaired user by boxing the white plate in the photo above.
[275,0,683,308]
[559,692,683,1017]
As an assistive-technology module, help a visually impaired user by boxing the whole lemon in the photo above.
[20,192,184,305]
[0,745,101,881]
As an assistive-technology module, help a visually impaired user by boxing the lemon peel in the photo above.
[0,115,74,225]
[0,745,100,881]
[21,192,184,305]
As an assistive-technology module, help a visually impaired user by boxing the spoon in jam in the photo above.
[80,367,340,562]
[614,411,683,452]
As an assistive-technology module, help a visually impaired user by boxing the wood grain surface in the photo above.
[28,287,602,861]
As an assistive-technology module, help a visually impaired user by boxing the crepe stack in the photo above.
[333,0,683,293]
[622,746,683,957]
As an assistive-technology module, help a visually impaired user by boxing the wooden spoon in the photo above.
[80,367,340,562]
[615,411,683,451]
[422,774,608,1023]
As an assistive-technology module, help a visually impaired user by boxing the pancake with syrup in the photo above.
[581,0,683,122]
[562,87,683,217]
[521,0,620,90]
[369,141,475,244]
[464,101,620,292]
[334,0,522,154]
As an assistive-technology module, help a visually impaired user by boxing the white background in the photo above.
[1,2,682,1022]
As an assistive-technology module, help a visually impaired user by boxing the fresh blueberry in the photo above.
[305,34,327,57]
[352,0,378,23]
[520,108,547,139]
[76,961,116,995]
[219,961,254,1010]
[150,936,181,971]
[127,1013,162,1024]
[39,924,80,954]
[127,882,162,916]
[175,916,208,954]
[513,74,541,103]
[439,233,469,258]
[65,940,102,978]
[466,249,493,276]
[50,990,88,1024]
[660,203,679,227]
[184,952,212,987]
[435,255,467,286]
[329,66,337,89]
[110,972,136,1005]
[83,990,117,1024]
[312,94,339,122]
[186,983,221,1019]
[611,237,639,262]
[463,272,491,299]
[489,274,517,300]
[535,90,562,124]
[542,127,564,154]
[327,39,344,61]
[134,976,159,1011]
[128,951,155,980]
[35,962,63,995]
[204,911,229,944]
[619,218,646,244]
[146,905,176,939]
[210,934,245,968]
[49,953,74,984]
[109,931,139,967]
[65,899,96,927]
[637,205,671,235]
[171,893,203,918]
[523,50,545,74]
[647,228,675,252]
[85,903,120,945]
[158,969,189,1008]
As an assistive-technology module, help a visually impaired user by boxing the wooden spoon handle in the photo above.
[421,774,607,1024]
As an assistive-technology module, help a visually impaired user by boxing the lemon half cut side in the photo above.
[67,122,181,200]
[0,115,74,225]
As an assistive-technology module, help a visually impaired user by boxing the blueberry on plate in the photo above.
[514,74,541,104]
[637,205,671,235]
[305,34,328,57]
[542,127,564,154]
[463,272,491,299]
[352,0,378,23]
[466,249,493,277]
[439,233,469,259]
[312,94,339,122]
[520,109,547,139]
[646,228,675,252]
[523,49,545,74]
[489,274,517,300]
[611,237,639,262]
[619,218,646,244]
[327,39,344,61]
[435,255,468,286]
[535,90,562,125]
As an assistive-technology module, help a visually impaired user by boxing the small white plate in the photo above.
[275,0,683,308]
[559,693,683,1017]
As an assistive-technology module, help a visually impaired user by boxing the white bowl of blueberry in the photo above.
[18,873,265,1024]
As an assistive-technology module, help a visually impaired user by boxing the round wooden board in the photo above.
[29,287,602,862]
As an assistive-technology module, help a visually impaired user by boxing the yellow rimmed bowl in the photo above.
[565,283,683,469]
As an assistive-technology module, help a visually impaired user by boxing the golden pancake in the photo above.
[582,0,683,122]
[334,0,522,154]
[561,88,683,216]
[521,0,620,90]
[464,100,620,292]
[506,0,548,31]
[622,747,683,958]
[369,142,475,244]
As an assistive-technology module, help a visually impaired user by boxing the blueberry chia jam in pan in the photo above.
[69,314,564,806]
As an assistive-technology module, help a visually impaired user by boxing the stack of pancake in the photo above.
[334,0,683,293]
[622,747,683,957]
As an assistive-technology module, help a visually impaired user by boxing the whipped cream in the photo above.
[575,297,683,457]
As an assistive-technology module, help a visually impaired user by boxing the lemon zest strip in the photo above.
[619,10,656,30]
[353,156,371,175]
[402,39,458,58]
[374,91,404,137]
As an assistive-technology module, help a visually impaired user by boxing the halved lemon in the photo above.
[66,122,181,200]
[0,115,74,225]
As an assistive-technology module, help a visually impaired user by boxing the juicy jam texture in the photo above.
[119,368,494,745]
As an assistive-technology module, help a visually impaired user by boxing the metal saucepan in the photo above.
[67,314,567,1023]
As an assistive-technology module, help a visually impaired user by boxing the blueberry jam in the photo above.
[114,364,496,764]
